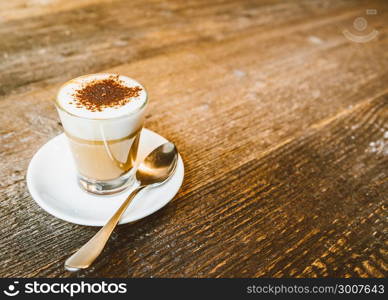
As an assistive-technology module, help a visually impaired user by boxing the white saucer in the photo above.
[27,129,184,226]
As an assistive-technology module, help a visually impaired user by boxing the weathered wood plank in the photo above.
[0,0,384,96]
[0,0,114,22]
[36,93,388,278]
[0,0,387,277]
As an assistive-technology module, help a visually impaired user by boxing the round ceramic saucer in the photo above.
[27,129,184,226]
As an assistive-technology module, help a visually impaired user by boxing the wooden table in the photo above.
[0,0,387,278]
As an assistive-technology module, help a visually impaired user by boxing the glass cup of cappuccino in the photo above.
[55,73,148,195]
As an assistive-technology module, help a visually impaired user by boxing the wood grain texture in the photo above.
[0,0,387,278]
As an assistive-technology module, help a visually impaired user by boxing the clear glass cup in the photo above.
[55,74,148,195]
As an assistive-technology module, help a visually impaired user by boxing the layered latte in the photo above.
[56,73,147,194]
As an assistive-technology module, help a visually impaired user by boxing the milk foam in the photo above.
[57,73,147,119]
[56,74,147,141]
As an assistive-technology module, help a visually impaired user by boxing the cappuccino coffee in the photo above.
[56,73,147,194]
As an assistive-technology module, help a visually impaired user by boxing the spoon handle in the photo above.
[64,185,146,271]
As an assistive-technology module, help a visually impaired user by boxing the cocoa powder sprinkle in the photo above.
[73,77,142,112]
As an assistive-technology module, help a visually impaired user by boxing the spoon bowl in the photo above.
[136,142,178,186]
